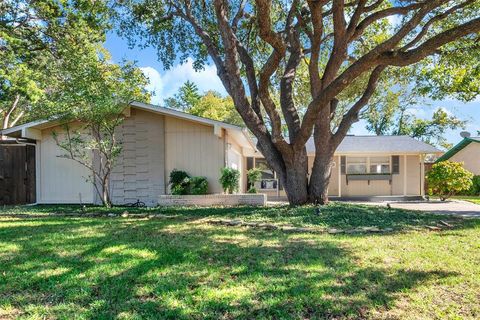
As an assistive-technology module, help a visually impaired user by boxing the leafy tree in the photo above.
[247,168,262,193]
[164,80,201,111]
[219,167,240,194]
[189,91,243,125]
[165,83,243,125]
[52,47,149,208]
[426,161,473,201]
[0,0,109,130]
[117,0,480,205]
[395,108,466,149]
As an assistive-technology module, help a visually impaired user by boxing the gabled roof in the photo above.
[1,101,255,149]
[436,137,480,162]
[306,135,441,154]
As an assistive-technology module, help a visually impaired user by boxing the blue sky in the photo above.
[105,32,480,147]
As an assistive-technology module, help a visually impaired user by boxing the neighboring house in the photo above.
[436,136,480,175]
[2,102,442,205]
[245,135,442,199]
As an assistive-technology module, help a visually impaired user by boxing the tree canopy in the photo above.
[0,0,112,129]
[165,81,243,125]
[116,0,480,204]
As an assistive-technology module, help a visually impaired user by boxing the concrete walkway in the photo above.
[348,200,480,218]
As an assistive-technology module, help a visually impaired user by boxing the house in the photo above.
[245,135,442,200]
[2,102,253,206]
[1,102,441,205]
[435,135,480,175]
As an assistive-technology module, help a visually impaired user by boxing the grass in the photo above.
[0,203,479,319]
[452,196,480,205]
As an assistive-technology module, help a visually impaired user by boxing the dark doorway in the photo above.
[0,141,36,205]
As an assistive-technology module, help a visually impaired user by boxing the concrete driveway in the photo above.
[350,200,480,218]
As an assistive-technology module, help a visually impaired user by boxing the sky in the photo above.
[104,32,480,148]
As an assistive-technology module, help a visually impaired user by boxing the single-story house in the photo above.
[2,102,441,205]
[245,135,442,199]
[435,135,480,175]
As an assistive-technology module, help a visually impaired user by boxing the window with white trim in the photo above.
[346,157,367,174]
[369,156,390,174]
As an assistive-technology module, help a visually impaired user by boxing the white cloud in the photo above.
[387,14,402,28]
[141,58,227,106]
[140,67,163,104]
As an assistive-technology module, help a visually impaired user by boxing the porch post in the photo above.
[420,155,425,196]
[403,154,407,196]
[338,155,342,197]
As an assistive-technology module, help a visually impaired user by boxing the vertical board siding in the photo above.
[407,155,421,195]
[110,109,166,206]
[450,142,480,175]
[40,126,94,203]
[165,116,224,194]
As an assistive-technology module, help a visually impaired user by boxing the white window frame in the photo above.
[369,156,391,174]
[346,156,392,174]
[346,156,368,174]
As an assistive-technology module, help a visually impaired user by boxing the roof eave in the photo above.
[435,137,480,163]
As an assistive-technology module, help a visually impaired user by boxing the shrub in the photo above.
[466,175,480,196]
[426,161,473,201]
[247,187,257,194]
[169,169,190,195]
[246,168,261,193]
[171,182,189,195]
[189,176,209,195]
[219,167,240,194]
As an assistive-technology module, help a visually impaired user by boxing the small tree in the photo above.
[246,168,262,193]
[51,46,149,207]
[426,161,473,201]
[219,167,240,194]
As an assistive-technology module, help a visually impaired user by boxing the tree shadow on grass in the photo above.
[4,202,479,233]
[0,217,459,319]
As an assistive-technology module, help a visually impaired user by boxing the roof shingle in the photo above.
[306,135,441,154]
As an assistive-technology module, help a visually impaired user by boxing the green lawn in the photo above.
[452,196,480,205]
[1,203,479,319]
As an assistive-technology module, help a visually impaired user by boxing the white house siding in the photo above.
[406,155,421,195]
[450,142,480,175]
[39,125,94,203]
[110,109,166,206]
[227,134,245,192]
[339,154,421,197]
[165,116,225,194]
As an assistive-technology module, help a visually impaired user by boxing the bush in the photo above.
[426,161,473,201]
[169,169,209,195]
[247,187,257,194]
[169,169,190,187]
[189,176,209,195]
[219,167,240,194]
[464,175,480,196]
[169,169,191,195]
[246,168,261,193]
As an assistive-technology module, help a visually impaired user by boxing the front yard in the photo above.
[453,196,480,205]
[1,203,479,319]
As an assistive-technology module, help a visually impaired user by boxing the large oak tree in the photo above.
[117,0,480,205]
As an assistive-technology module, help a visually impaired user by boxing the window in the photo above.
[254,158,275,180]
[345,156,391,175]
[370,156,390,174]
[347,157,367,174]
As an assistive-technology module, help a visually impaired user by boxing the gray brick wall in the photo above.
[110,109,166,206]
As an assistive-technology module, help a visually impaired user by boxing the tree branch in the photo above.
[333,65,386,146]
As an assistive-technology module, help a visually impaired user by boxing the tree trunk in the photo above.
[309,150,335,204]
[277,148,309,205]
[101,175,112,208]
